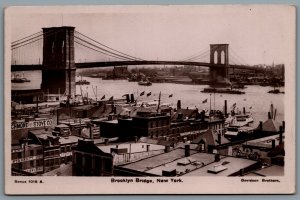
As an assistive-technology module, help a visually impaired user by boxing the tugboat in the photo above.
[138,78,152,86]
[11,73,30,83]
[76,76,90,85]
[268,89,284,94]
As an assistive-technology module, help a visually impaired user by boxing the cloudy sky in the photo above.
[8,5,295,65]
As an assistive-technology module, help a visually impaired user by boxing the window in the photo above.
[104,158,112,172]
[30,160,34,167]
[36,159,43,167]
[66,146,71,152]
[37,149,43,155]
[55,158,60,165]
[18,152,22,158]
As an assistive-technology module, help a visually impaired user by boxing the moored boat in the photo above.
[138,80,152,86]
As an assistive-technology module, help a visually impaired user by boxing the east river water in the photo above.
[12,71,284,128]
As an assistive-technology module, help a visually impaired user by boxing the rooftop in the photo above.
[42,163,72,176]
[97,142,165,154]
[262,119,281,132]
[145,152,216,176]
[183,156,258,177]
[120,148,198,172]
[244,165,284,177]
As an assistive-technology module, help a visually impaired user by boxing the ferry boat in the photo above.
[224,126,255,140]
[201,88,245,94]
[225,113,254,128]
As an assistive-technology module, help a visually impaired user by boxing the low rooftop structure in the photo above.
[115,145,261,177]
[243,165,284,177]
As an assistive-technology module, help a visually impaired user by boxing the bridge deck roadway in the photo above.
[11,61,259,72]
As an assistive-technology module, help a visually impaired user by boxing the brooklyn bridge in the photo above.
[11,26,260,97]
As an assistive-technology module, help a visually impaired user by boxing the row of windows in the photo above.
[149,120,170,128]
[45,149,60,157]
[44,158,60,166]
[60,145,72,153]
[74,153,112,173]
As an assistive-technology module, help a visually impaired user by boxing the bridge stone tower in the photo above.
[210,44,229,82]
[41,26,76,97]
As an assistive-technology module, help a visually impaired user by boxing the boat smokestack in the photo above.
[268,112,272,119]
[130,94,135,103]
[124,94,130,103]
[243,107,246,114]
[177,100,181,110]
[224,100,227,117]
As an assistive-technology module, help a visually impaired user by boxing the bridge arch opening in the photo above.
[221,51,225,64]
[214,51,218,64]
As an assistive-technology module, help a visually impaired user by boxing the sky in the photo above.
[7,5,295,66]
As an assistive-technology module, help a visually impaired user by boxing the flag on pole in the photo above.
[147,92,151,97]
[231,103,236,110]
[202,99,208,103]
[101,95,105,100]
[169,94,173,98]
[140,91,145,96]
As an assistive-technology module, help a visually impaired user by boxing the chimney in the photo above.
[162,169,176,177]
[185,145,190,157]
[146,144,150,151]
[105,138,109,146]
[259,121,263,131]
[239,168,244,176]
[214,154,220,162]
[272,139,276,149]
[164,146,170,153]
[224,100,227,117]
[243,107,246,114]
[218,133,221,145]
[177,100,181,110]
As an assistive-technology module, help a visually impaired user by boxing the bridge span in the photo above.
[11,61,260,72]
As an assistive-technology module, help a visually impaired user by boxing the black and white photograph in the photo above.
[5,5,295,194]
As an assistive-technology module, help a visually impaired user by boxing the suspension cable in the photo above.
[75,40,130,61]
[75,30,144,61]
[74,36,137,61]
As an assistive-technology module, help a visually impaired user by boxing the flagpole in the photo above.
[214,91,215,112]
[209,94,211,122]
